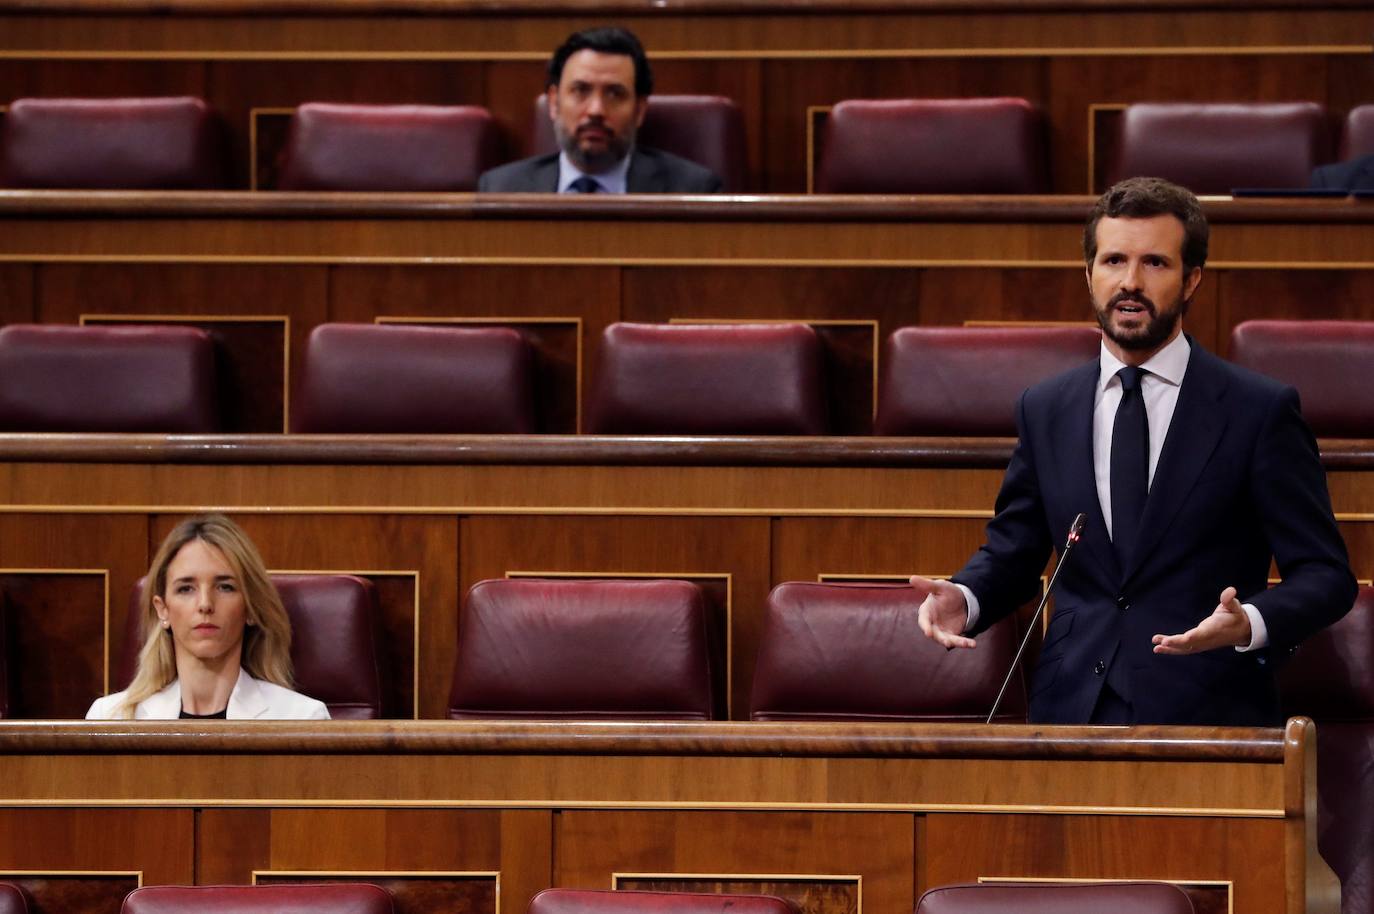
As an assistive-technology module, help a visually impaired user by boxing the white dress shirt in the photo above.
[557,149,633,194]
[958,331,1268,651]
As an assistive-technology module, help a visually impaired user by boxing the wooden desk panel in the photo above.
[0,720,1336,914]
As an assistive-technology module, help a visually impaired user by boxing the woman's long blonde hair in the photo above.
[116,514,294,718]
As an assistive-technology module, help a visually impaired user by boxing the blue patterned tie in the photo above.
[568,176,601,193]
[1110,365,1149,569]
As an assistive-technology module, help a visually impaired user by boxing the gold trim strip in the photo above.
[8,255,1373,271]
[0,799,1286,816]
[0,46,1368,62]
[0,505,1000,519]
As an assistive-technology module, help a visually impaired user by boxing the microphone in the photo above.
[985,512,1086,725]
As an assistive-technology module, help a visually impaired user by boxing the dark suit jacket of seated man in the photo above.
[1310,153,1374,192]
[478,146,722,193]
[477,25,723,195]
[910,176,1357,727]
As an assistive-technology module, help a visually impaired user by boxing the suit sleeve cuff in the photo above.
[1235,602,1269,652]
[953,583,979,634]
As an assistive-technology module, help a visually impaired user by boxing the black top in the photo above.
[179,707,228,719]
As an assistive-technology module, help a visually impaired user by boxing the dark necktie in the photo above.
[1110,366,1149,569]
[568,176,601,193]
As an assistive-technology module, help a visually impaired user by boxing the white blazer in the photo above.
[86,669,331,720]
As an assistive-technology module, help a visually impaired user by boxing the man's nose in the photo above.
[585,91,606,116]
[1120,260,1144,290]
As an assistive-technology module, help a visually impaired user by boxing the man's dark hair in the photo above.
[1083,176,1209,273]
[546,26,653,98]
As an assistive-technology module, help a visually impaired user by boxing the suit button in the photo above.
[1093,661,1106,675]
[1116,595,1129,610]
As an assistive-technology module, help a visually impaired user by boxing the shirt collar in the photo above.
[557,149,633,194]
[1098,330,1191,391]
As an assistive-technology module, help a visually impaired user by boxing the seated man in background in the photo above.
[477,26,723,194]
[1311,152,1374,191]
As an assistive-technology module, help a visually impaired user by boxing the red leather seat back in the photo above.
[587,322,827,435]
[749,582,1027,722]
[815,98,1048,194]
[875,325,1101,436]
[530,94,747,192]
[120,574,383,719]
[0,325,218,433]
[122,884,394,914]
[292,323,537,434]
[1108,102,1330,194]
[528,890,799,914]
[448,578,716,720]
[1,96,224,189]
[1230,320,1374,438]
[276,103,501,191]
[916,882,1195,914]
[1341,105,1374,159]
[1280,587,1374,914]
[0,883,29,914]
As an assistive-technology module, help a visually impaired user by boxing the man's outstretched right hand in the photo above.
[909,575,976,650]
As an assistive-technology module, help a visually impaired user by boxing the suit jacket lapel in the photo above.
[227,669,270,719]
[1122,341,1228,583]
[137,680,182,719]
[535,157,560,192]
[626,150,665,193]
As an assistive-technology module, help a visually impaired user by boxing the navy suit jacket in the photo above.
[477,147,722,193]
[1310,154,1374,191]
[953,340,1355,726]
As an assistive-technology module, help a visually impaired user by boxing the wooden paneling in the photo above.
[0,807,194,882]
[1215,270,1374,358]
[557,810,913,914]
[0,265,34,324]
[2,873,140,914]
[149,513,457,719]
[0,573,106,719]
[200,808,549,914]
[924,812,1282,913]
[0,514,148,714]
[771,516,988,584]
[462,515,770,719]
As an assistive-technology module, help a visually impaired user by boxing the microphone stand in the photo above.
[985,512,1086,724]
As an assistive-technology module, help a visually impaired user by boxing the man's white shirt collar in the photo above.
[1097,329,1191,391]
[557,150,633,194]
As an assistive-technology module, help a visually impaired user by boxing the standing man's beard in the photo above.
[1094,289,1188,352]
[556,119,635,174]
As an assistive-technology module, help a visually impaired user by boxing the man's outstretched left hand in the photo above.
[1151,586,1252,654]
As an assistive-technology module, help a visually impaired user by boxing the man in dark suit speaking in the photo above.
[911,177,1356,726]
[478,27,722,194]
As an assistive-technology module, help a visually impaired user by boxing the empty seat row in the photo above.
[7,95,1374,194]
[0,882,1202,914]
[5,320,1374,438]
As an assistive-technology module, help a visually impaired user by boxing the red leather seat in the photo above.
[1107,102,1330,194]
[530,94,747,192]
[120,574,383,719]
[915,882,1194,913]
[1341,105,1374,159]
[875,325,1101,436]
[1280,587,1374,914]
[749,581,1027,722]
[0,325,218,433]
[1,96,224,189]
[528,890,798,914]
[1229,320,1374,438]
[292,323,537,434]
[276,102,501,192]
[815,98,1048,194]
[121,884,394,914]
[0,884,29,914]
[448,578,716,720]
[587,322,827,435]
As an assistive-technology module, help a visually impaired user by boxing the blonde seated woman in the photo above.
[87,514,330,720]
